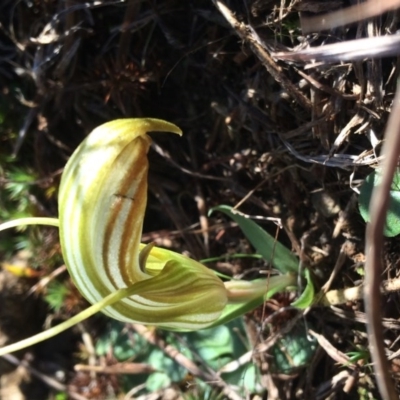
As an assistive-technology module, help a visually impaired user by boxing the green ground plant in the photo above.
[359,168,400,237]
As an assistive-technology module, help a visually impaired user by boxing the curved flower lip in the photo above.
[106,250,228,330]
[58,118,228,330]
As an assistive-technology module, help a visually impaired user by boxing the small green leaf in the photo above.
[96,320,149,361]
[146,347,186,391]
[291,269,315,308]
[269,321,317,373]
[45,281,70,312]
[359,169,400,237]
[210,205,298,273]
[185,326,233,367]
[346,348,370,365]
[54,392,68,400]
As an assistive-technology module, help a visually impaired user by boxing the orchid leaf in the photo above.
[211,205,299,273]
[291,269,315,309]
[359,168,400,237]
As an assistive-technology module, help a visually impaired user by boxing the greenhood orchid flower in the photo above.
[0,118,297,356]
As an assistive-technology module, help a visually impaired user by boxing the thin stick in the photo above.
[212,0,311,110]
[319,277,400,306]
[1,354,87,400]
[364,83,400,400]
[132,324,243,400]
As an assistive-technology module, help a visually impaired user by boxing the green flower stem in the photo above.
[0,217,60,231]
[225,274,297,303]
[209,274,298,328]
[0,285,134,356]
[200,254,263,263]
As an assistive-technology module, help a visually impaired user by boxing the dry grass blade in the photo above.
[308,330,353,368]
[301,0,400,33]
[329,306,400,330]
[117,0,141,69]
[364,83,400,400]
[274,34,400,64]
[281,138,381,168]
[212,0,311,110]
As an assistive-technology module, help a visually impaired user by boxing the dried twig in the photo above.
[1,353,87,400]
[319,276,400,306]
[364,83,400,400]
[328,306,400,330]
[320,242,348,294]
[308,330,354,368]
[74,362,156,375]
[212,0,311,110]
